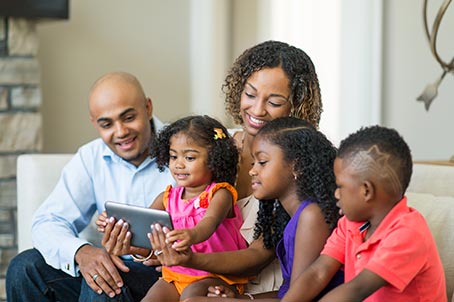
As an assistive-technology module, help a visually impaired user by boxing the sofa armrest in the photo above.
[16,154,101,252]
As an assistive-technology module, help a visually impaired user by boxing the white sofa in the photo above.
[16,154,101,253]
[16,154,454,300]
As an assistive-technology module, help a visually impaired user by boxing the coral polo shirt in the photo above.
[322,197,446,302]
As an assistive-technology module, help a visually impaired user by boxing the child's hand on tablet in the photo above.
[166,228,196,251]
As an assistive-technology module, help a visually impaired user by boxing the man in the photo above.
[6,72,174,302]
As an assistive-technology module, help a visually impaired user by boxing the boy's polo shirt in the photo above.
[322,196,446,302]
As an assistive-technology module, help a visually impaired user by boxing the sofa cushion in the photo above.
[407,191,454,299]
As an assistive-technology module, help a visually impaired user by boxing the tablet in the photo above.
[104,201,173,249]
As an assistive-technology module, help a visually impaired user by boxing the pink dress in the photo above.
[161,182,248,287]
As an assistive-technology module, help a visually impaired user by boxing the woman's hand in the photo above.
[144,224,193,267]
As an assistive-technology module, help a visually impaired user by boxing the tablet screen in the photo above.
[105,201,173,249]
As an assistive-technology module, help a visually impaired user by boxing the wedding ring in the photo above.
[154,250,163,256]
[92,273,99,282]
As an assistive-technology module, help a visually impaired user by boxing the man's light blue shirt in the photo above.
[32,118,175,277]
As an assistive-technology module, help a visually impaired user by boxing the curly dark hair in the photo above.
[253,117,339,249]
[223,40,322,128]
[151,115,239,186]
[338,125,413,198]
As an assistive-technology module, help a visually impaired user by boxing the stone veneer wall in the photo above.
[0,17,42,301]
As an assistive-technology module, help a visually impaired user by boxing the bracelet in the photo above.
[131,250,153,262]
[244,293,254,300]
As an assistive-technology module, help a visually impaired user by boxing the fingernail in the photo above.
[109,217,115,223]
[97,289,102,294]
[155,224,161,231]
[117,219,123,225]
[109,292,115,298]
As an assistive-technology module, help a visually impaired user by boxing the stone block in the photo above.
[8,19,38,56]
[0,113,42,152]
[0,181,16,209]
[0,58,40,85]
[0,88,7,110]
[0,18,6,57]
[0,277,5,301]
[0,234,14,247]
[0,18,4,41]
[0,210,11,223]
[0,156,17,178]
[0,248,18,275]
[11,86,41,108]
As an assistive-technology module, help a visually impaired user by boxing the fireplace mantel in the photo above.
[0,0,69,19]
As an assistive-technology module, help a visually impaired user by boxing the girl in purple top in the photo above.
[203,116,343,300]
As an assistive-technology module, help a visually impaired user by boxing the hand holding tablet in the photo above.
[104,201,173,249]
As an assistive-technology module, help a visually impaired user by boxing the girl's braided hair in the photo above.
[253,117,339,249]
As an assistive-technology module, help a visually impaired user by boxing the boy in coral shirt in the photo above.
[282,125,446,302]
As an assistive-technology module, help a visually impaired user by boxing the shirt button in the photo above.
[356,253,361,259]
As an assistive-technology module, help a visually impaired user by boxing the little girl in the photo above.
[99,115,248,301]
[204,116,343,300]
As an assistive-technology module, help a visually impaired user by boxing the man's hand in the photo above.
[75,244,128,297]
[102,217,132,256]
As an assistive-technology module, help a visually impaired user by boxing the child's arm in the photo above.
[282,255,342,302]
[96,210,108,232]
[149,192,166,210]
[290,203,332,286]
[318,269,387,301]
[166,188,233,251]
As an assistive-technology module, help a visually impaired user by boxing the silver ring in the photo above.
[154,250,163,256]
[92,274,99,282]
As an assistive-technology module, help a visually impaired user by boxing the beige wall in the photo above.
[38,0,191,153]
[37,0,454,159]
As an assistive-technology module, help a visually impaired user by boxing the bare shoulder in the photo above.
[298,202,325,221]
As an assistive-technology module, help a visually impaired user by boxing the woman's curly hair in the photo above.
[253,117,339,249]
[151,115,239,186]
[223,40,322,128]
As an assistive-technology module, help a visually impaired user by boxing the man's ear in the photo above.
[146,97,153,119]
[363,180,375,202]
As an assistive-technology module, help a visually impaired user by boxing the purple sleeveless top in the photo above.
[276,200,343,298]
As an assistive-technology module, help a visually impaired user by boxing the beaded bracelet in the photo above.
[131,250,153,262]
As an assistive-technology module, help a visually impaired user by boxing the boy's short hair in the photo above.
[338,125,413,197]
